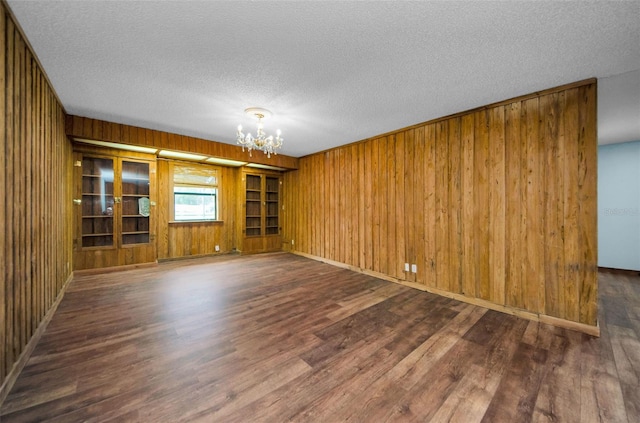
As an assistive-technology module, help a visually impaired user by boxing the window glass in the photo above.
[172,165,219,221]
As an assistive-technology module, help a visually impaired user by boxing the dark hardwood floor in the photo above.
[1,253,638,422]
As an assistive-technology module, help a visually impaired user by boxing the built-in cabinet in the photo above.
[242,170,282,253]
[73,147,157,270]
[72,146,286,268]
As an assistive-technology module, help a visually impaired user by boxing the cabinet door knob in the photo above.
[73,199,82,205]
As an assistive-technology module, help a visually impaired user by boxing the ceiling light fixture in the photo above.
[236,107,283,158]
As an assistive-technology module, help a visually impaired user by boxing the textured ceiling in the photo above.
[6,0,640,158]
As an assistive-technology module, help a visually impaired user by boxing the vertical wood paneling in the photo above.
[156,159,170,257]
[364,142,373,270]
[404,129,415,283]
[523,97,544,314]
[300,157,314,253]
[543,93,561,317]
[474,110,490,301]
[413,128,425,284]
[578,83,598,325]
[554,92,567,318]
[285,79,598,329]
[339,148,346,265]
[386,138,397,278]
[350,144,359,267]
[505,101,523,309]
[293,164,300,252]
[489,106,506,305]
[25,43,33,336]
[317,153,324,258]
[1,2,73,394]
[325,152,331,259]
[325,152,331,260]
[563,89,580,323]
[423,124,436,287]
[308,156,316,257]
[371,140,380,273]
[394,133,405,278]
[310,154,317,257]
[435,121,449,291]
[460,114,475,298]
[6,17,16,374]
[18,32,27,352]
[448,118,462,294]
[0,4,6,385]
[35,67,42,327]
[378,137,389,275]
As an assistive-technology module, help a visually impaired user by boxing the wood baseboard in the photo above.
[0,272,75,407]
[158,252,240,263]
[73,261,158,276]
[598,266,640,276]
[293,251,600,337]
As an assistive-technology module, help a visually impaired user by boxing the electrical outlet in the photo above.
[411,264,417,273]
[215,245,220,252]
[404,263,410,272]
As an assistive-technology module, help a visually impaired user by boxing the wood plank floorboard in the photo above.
[1,253,638,422]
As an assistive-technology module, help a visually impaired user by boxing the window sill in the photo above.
[169,220,224,225]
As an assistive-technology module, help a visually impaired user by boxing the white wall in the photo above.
[598,141,640,271]
[599,69,640,146]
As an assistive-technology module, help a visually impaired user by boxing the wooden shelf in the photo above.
[243,172,281,254]
[76,154,155,268]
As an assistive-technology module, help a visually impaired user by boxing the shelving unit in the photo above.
[121,160,151,245]
[265,176,280,236]
[245,174,262,237]
[80,157,115,248]
[73,148,156,270]
[242,170,282,253]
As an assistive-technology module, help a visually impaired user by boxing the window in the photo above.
[174,186,217,221]
[172,164,219,221]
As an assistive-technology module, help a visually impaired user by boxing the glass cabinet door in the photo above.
[81,157,115,248]
[121,160,151,245]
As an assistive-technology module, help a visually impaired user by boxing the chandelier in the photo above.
[236,107,283,158]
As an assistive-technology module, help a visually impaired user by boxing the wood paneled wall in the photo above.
[156,159,239,259]
[283,79,598,329]
[66,115,299,170]
[1,3,73,396]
